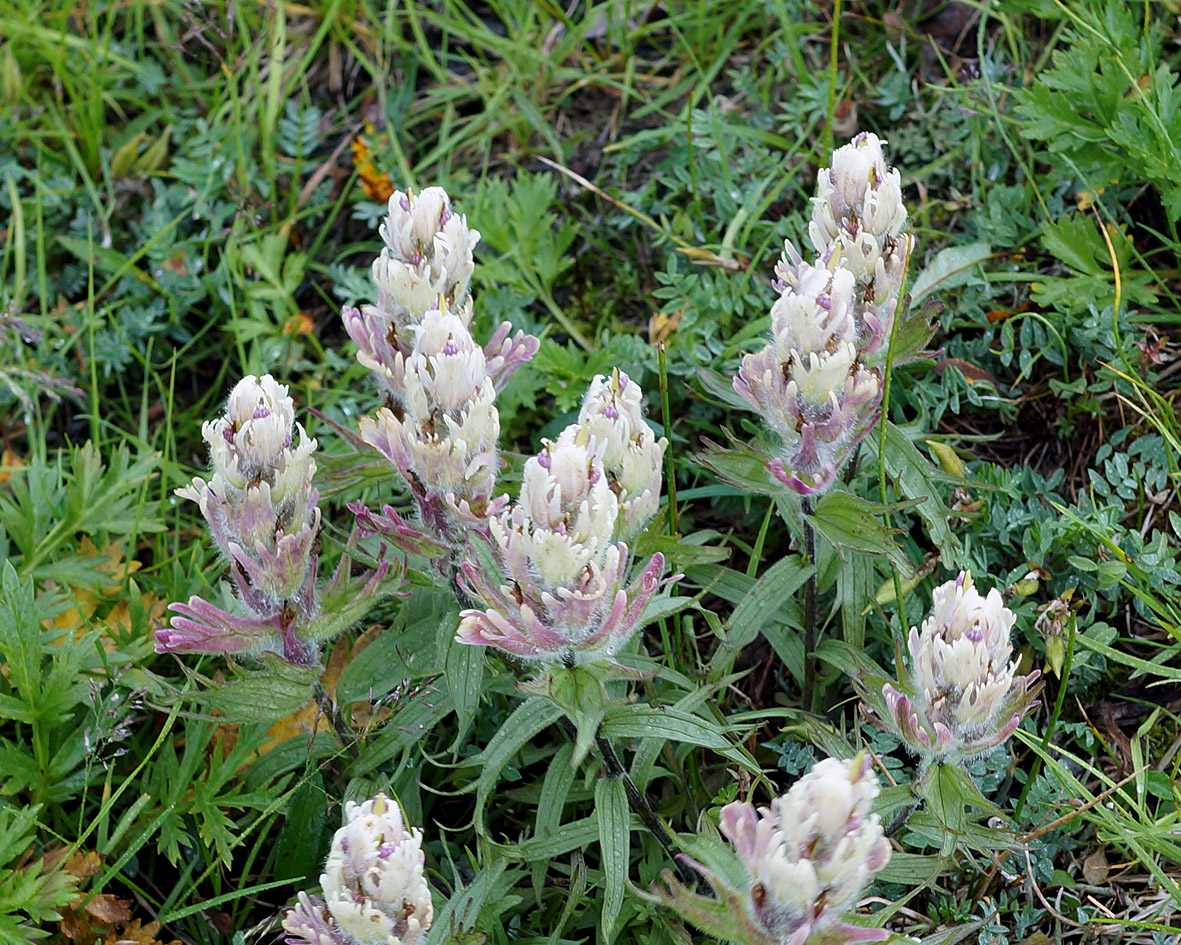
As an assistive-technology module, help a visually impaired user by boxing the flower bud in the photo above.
[577,369,668,538]
[284,793,432,945]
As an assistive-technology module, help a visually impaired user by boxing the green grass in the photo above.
[3,0,1181,943]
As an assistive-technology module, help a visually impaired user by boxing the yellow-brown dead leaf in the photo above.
[351,134,394,202]
[103,918,181,945]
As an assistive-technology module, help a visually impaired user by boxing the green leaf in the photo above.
[531,743,578,892]
[867,421,963,565]
[469,698,564,835]
[520,664,616,768]
[908,241,991,305]
[272,769,327,883]
[493,814,601,863]
[600,704,731,751]
[438,608,482,741]
[724,554,812,654]
[807,490,913,572]
[595,777,629,944]
[875,852,945,886]
[192,657,321,723]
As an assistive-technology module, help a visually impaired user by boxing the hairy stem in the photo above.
[886,757,930,838]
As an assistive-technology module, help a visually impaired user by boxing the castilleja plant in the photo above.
[795,132,914,360]
[342,186,538,555]
[732,258,882,497]
[157,375,390,666]
[357,307,506,546]
[653,755,892,945]
[858,571,1043,764]
[284,793,433,945]
[455,372,674,755]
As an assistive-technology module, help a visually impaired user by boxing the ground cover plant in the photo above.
[4,1,1181,943]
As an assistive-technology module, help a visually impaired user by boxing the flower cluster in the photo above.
[343,187,538,552]
[870,572,1043,762]
[578,369,668,541]
[284,793,432,945]
[734,258,882,496]
[157,375,322,665]
[358,307,504,543]
[732,134,916,497]
[797,132,914,358]
[455,371,670,669]
[656,755,892,945]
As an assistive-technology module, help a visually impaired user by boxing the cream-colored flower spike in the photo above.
[284,793,432,945]
[871,571,1043,761]
[788,132,914,358]
[159,374,324,664]
[577,369,668,539]
[513,424,619,589]
[358,308,503,540]
[733,257,882,496]
[654,755,892,945]
[372,186,479,328]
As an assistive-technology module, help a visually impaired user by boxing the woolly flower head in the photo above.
[655,756,891,945]
[733,259,881,496]
[878,572,1042,761]
[514,424,619,590]
[357,306,505,543]
[720,756,891,944]
[456,414,671,668]
[202,374,316,506]
[173,374,319,612]
[810,133,907,259]
[371,187,479,328]
[284,793,432,945]
[577,369,667,539]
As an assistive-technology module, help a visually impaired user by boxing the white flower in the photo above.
[911,571,1018,734]
[508,424,619,589]
[358,308,501,534]
[320,794,433,945]
[174,374,320,615]
[717,755,891,943]
[203,374,307,491]
[577,370,667,538]
[810,133,907,256]
[372,187,479,328]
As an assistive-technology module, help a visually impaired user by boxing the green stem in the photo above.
[658,342,678,537]
[886,757,931,838]
[802,497,818,710]
[1013,619,1075,820]
[593,730,697,886]
[823,0,843,157]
